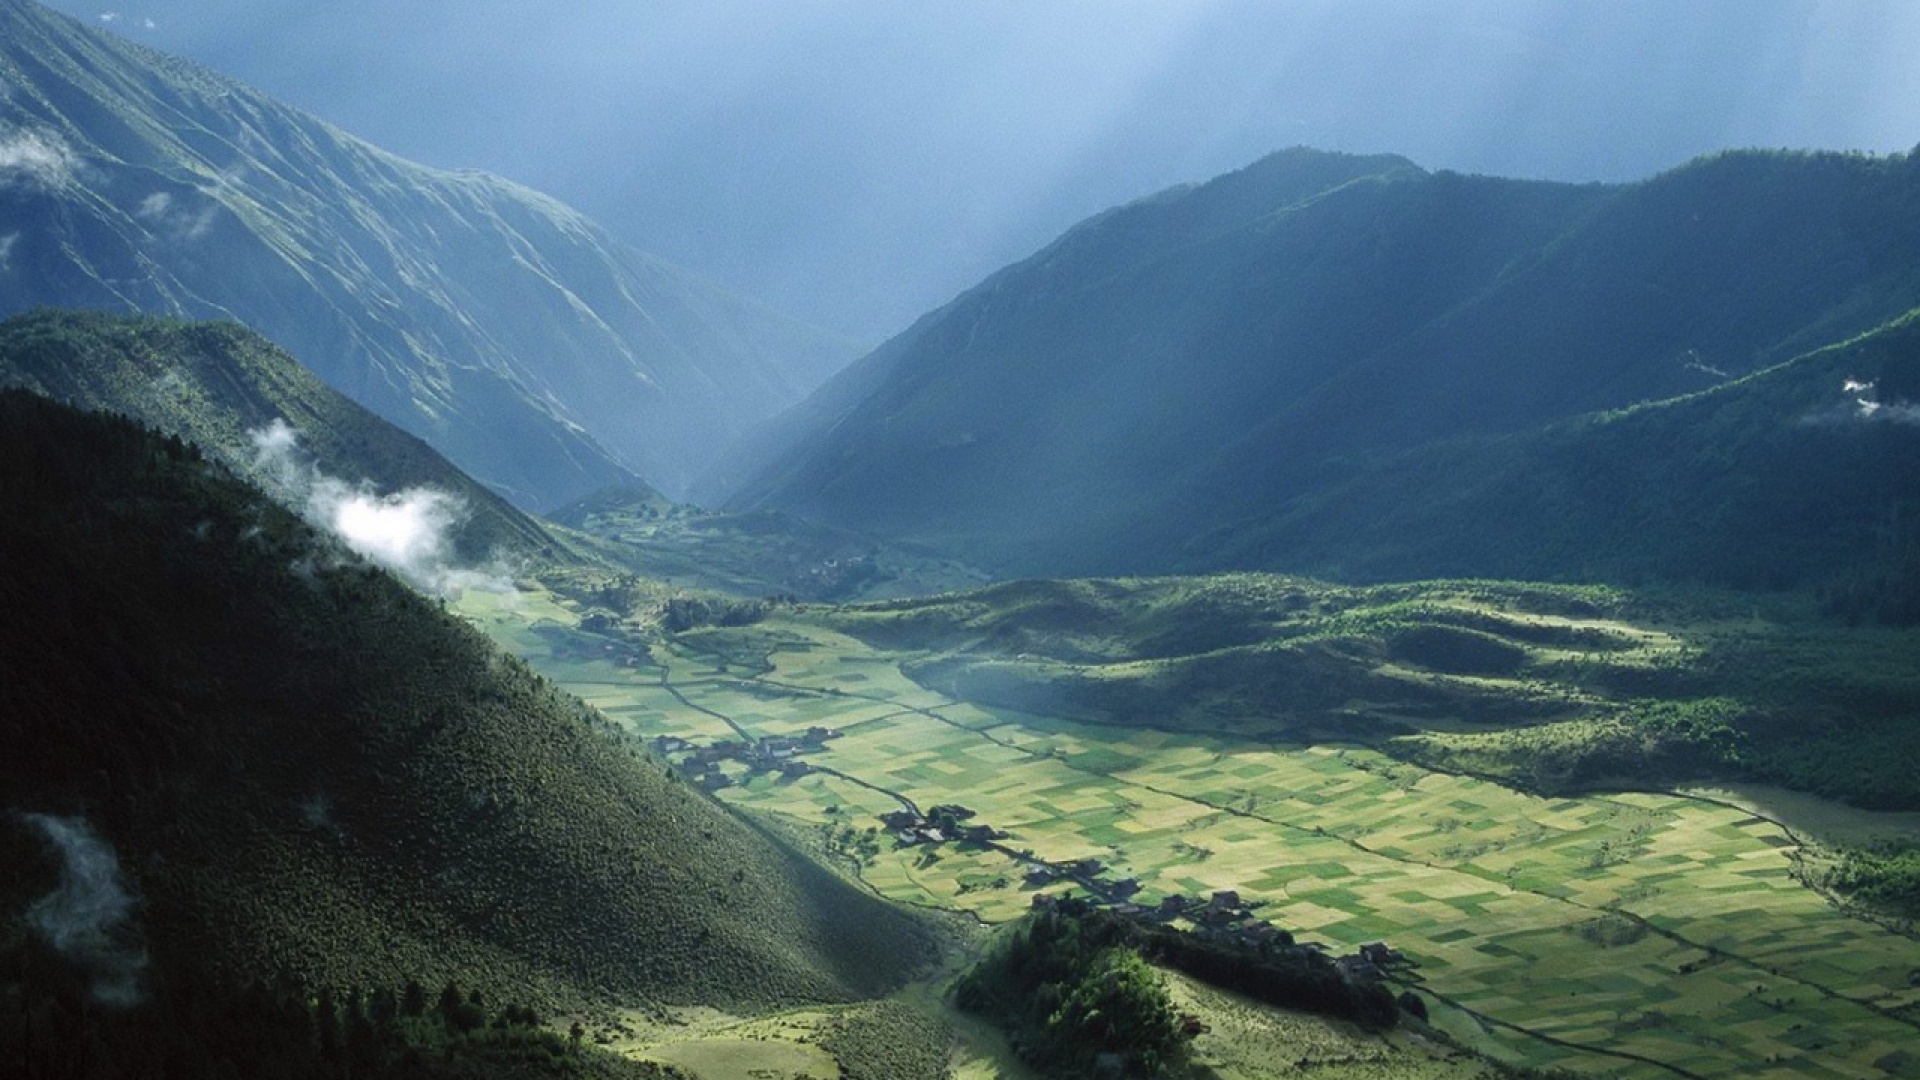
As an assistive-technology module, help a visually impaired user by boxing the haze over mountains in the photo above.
[40,1,1920,343]
[5,4,1920,1078]
[0,0,850,509]
[721,146,1920,595]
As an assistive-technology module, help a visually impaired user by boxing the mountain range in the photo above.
[0,0,849,509]
[718,146,1920,596]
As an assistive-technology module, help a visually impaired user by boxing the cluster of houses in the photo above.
[880,804,1010,846]
[654,727,843,792]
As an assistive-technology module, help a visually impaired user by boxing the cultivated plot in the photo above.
[461,594,1920,1079]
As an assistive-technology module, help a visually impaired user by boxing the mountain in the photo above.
[0,388,933,1022]
[1191,308,1920,614]
[718,146,1920,582]
[0,307,571,565]
[0,0,851,508]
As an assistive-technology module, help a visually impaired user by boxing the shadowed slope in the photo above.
[0,389,934,1012]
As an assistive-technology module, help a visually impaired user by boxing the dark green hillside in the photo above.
[0,308,568,563]
[725,147,1920,581]
[1194,308,1920,615]
[0,390,933,1018]
[0,0,850,505]
[819,575,1920,808]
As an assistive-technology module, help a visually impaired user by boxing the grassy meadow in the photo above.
[456,582,1920,1079]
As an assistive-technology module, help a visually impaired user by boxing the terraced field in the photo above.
[456,588,1920,1079]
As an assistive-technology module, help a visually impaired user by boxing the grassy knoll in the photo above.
[1163,971,1494,1080]
[818,576,1920,810]
[464,584,1920,1079]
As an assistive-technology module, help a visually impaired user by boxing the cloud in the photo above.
[249,419,515,596]
[19,813,147,1007]
[0,232,17,272]
[1832,377,1920,426]
[0,125,77,189]
[135,190,217,242]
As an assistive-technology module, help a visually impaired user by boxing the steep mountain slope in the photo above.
[1190,308,1920,612]
[0,389,933,1016]
[0,0,850,507]
[721,146,1920,579]
[0,308,568,564]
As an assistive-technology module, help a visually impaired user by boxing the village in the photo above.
[652,729,1412,987]
[652,726,844,792]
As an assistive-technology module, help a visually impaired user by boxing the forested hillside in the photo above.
[0,390,933,1037]
[0,308,568,564]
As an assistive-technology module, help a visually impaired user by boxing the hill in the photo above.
[818,574,1920,809]
[0,307,573,566]
[0,389,934,1027]
[0,0,850,507]
[719,146,1920,583]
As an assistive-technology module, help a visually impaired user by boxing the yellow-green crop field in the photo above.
[458,587,1920,1080]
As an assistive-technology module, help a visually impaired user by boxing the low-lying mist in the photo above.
[19,813,147,1007]
[249,419,516,597]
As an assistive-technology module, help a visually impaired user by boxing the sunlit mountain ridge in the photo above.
[0,0,852,508]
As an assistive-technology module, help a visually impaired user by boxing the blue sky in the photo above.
[46,0,1920,342]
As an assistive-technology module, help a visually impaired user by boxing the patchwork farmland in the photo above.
[458,587,1920,1079]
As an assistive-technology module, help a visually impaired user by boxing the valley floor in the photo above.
[456,585,1920,1080]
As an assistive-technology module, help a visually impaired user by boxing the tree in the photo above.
[1045,948,1185,1076]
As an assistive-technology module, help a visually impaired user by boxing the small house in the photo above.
[1360,942,1402,966]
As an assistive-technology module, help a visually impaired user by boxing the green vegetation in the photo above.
[819,999,956,1080]
[478,583,1920,1077]
[817,575,1920,809]
[955,904,1191,1078]
[0,390,935,1021]
[0,953,685,1080]
[549,483,989,602]
[0,309,568,563]
[1816,842,1920,921]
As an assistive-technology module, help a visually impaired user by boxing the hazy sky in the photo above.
[46,0,1920,343]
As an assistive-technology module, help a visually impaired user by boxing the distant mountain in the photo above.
[719,146,1920,584]
[1194,307,1920,618]
[0,0,852,507]
[0,308,569,564]
[0,388,932,1017]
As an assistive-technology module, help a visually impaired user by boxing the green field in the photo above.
[458,587,1920,1079]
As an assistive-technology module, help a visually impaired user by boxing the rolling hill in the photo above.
[718,146,1920,586]
[0,0,851,507]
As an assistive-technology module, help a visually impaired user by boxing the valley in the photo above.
[4,4,1918,1077]
[457,580,1920,1079]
